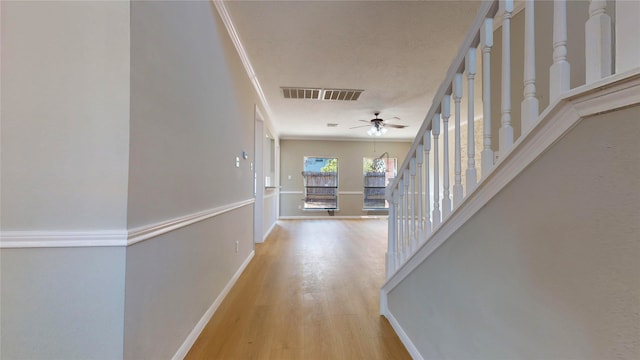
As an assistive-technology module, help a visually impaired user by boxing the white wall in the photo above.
[388,105,640,359]
[0,2,130,358]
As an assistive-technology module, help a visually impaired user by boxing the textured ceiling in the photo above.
[224,0,481,140]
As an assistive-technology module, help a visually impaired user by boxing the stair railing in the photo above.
[386,0,636,279]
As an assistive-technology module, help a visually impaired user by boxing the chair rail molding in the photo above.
[1,198,256,248]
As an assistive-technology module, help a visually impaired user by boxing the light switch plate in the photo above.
[235,157,240,167]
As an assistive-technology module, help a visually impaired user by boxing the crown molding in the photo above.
[212,0,276,135]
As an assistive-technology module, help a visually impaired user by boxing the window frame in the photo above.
[362,157,397,210]
[302,156,339,210]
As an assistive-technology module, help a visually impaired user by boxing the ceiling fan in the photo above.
[350,112,408,136]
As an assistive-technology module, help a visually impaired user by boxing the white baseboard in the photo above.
[172,250,255,360]
[383,308,424,360]
[262,221,277,242]
[278,215,388,220]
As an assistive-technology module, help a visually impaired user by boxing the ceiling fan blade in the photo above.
[349,124,371,129]
[385,124,408,129]
[358,119,371,124]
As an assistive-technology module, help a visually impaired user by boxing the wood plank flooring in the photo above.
[186,219,410,360]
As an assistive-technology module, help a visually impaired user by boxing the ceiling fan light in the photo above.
[367,127,376,136]
[381,127,388,135]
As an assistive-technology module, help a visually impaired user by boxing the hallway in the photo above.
[186,219,410,359]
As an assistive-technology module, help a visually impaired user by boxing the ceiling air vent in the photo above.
[322,89,363,101]
[282,87,322,100]
[281,87,363,101]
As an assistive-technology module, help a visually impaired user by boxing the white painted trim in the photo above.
[128,199,255,246]
[383,71,640,293]
[1,199,256,248]
[263,192,277,199]
[172,250,255,360]
[263,221,277,242]
[279,215,387,220]
[280,190,303,195]
[212,1,275,132]
[0,231,128,248]
[279,190,364,195]
[279,136,413,142]
[383,310,424,360]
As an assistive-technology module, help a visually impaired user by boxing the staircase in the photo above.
[381,1,640,358]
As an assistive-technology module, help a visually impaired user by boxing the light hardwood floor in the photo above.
[186,219,411,360]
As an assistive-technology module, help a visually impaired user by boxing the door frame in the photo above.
[253,106,265,244]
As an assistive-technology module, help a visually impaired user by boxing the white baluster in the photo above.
[521,0,540,134]
[410,158,417,252]
[387,188,396,277]
[403,169,410,260]
[453,74,464,207]
[393,191,401,268]
[550,0,570,101]
[432,114,441,228]
[441,95,452,218]
[500,0,514,153]
[585,0,612,84]
[481,18,494,178]
[615,1,640,74]
[398,178,404,263]
[466,48,478,193]
[416,144,424,242]
[423,131,432,236]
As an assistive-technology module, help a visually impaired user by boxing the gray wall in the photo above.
[280,140,411,217]
[1,1,266,358]
[128,1,255,228]
[388,105,640,359]
[0,1,130,231]
[1,2,130,358]
[125,1,261,358]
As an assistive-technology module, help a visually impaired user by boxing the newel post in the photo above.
[386,186,396,277]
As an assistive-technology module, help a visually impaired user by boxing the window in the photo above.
[303,157,338,209]
[363,157,397,209]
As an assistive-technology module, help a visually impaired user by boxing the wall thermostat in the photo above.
[242,151,248,159]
